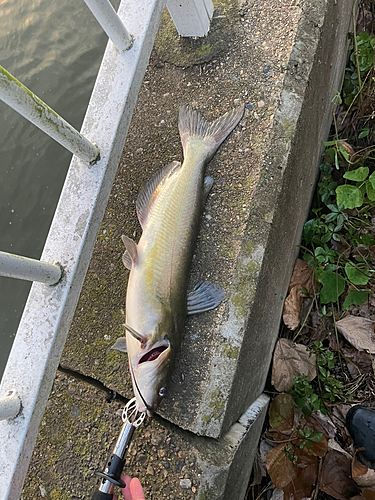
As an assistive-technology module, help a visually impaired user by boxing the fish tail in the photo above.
[178,104,244,161]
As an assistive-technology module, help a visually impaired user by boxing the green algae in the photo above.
[207,388,225,420]
[231,250,261,319]
[221,343,239,359]
[154,0,238,67]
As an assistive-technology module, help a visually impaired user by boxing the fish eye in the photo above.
[159,387,167,397]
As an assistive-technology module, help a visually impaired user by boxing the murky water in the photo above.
[0,0,117,378]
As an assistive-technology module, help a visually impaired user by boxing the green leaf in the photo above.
[269,393,295,430]
[343,289,372,310]
[343,166,369,181]
[345,262,371,285]
[369,171,375,189]
[358,128,370,138]
[309,431,323,442]
[339,146,352,163]
[366,181,375,201]
[318,271,346,304]
[336,185,363,209]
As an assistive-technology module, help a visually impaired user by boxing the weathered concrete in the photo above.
[59,0,355,439]
[23,372,268,500]
[24,0,356,497]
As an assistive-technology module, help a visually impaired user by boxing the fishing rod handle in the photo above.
[91,491,114,500]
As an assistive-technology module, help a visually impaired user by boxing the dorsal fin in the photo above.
[121,235,138,267]
[136,161,181,228]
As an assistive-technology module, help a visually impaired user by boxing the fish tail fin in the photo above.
[178,104,244,161]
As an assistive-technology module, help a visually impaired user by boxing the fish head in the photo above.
[129,337,171,417]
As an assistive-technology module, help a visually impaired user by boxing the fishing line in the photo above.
[129,361,154,414]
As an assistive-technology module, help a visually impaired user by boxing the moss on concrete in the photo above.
[221,343,239,359]
[154,1,238,67]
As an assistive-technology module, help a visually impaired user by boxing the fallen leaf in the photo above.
[354,467,375,491]
[251,452,267,486]
[319,450,360,500]
[338,141,355,161]
[328,438,353,460]
[266,428,296,444]
[259,438,274,465]
[309,411,337,439]
[342,346,373,378]
[269,394,295,431]
[266,443,298,489]
[336,316,375,353]
[293,414,329,458]
[362,490,375,500]
[283,454,318,500]
[332,405,352,428]
[270,489,284,500]
[352,458,368,478]
[283,260,316,330]
[283,286,302,330]
[271,338,317,392]
[289,258,316,292]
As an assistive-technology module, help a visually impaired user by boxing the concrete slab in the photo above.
[23,372,269,500]
[59,0,355,440]
[23,0,358,497]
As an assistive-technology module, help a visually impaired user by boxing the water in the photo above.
[0,0,117,379]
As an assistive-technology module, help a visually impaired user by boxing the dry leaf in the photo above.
[283,454,318,500]
[362,490,375,500]
[251,452,267,486]
[309,412,337,439]
[319,450,360,500]
[288,259,316,292]
[283,260,316,331]
[269,394,295,431]
[336,315,375,353]
[328,438,353,460]
[266,443,298,489]
[338,141,355,161]
[354,467,375,491]
[342,346,373,378]
[270,489,284,500]
[283,286,302,330]
[352,458,369,478]
[332,405,352,428]
[271,338,317,392]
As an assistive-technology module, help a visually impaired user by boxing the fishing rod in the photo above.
[91,397,145,499]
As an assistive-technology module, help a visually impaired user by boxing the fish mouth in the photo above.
[139,344,168,364]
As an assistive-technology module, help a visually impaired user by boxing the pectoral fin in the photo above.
[122,251,132,270]
[121,235,138,268]
[187,281,225,315]
[110,336,128,353]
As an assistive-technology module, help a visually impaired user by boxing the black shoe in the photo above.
[346,405,375,467]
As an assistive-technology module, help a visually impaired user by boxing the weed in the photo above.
[298,427,323,450]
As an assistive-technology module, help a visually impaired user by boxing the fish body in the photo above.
[114,104,244,415]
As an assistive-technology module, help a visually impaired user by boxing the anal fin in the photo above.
[187,281,225,315]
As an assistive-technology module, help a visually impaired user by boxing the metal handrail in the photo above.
[0,0,213,498]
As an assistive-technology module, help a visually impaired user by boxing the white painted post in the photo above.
[0,251,62,285]
[83,0,133,51]
[166,0,213,37]
[0,65,100,165]
[0,392,21,421]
